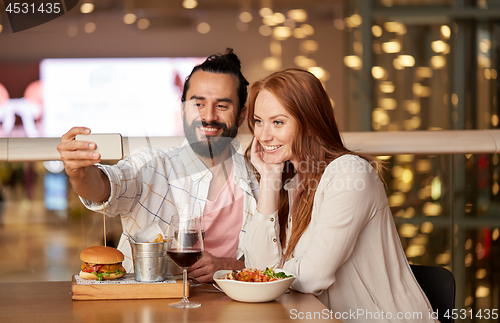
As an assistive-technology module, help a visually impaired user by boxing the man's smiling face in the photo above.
[182,70,243,158]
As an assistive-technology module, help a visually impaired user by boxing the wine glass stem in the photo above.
[182,268,189,303]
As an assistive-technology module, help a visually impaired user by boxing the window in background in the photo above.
[0,57,204,138]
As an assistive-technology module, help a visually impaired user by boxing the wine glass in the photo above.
[176,203,205,287]
[167,214,204,308]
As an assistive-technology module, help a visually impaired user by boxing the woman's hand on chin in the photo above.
[250,137,284,180]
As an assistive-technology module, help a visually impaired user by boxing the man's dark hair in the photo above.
[182,48,249,112]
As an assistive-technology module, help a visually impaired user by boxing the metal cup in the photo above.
[129,239,172,282]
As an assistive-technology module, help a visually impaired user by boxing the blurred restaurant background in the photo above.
[0,0,499,321]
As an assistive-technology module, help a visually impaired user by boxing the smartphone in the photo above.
[75,133,123,160]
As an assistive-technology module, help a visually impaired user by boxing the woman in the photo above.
[243,69,438,322]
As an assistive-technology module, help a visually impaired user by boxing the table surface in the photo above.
[0,281,339,323]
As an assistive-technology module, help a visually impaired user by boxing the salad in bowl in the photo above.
[213,267,295,303]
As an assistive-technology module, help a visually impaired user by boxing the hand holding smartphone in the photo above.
[75,133,123,160]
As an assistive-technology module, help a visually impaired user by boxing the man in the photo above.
[57,49,258,282]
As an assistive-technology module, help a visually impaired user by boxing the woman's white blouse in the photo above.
[243,155,439,322]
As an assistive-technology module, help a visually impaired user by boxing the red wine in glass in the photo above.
[168,248,203,268]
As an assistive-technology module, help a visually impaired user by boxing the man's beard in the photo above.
[183,115,239,158]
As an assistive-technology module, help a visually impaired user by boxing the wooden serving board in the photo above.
[71,274,186,300]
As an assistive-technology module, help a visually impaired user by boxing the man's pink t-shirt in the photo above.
[203,168,244,259]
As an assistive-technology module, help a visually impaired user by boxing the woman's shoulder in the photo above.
[324,154,377,174]
[317,154,380,188]
[314,155,384,200]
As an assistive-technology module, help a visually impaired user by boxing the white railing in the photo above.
[1,129,499,161]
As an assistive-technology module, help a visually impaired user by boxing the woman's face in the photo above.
[253,89,298,165]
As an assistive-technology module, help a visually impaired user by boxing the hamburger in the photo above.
[80,246,126,281]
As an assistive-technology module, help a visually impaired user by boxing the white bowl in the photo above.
[213,269,295,303]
